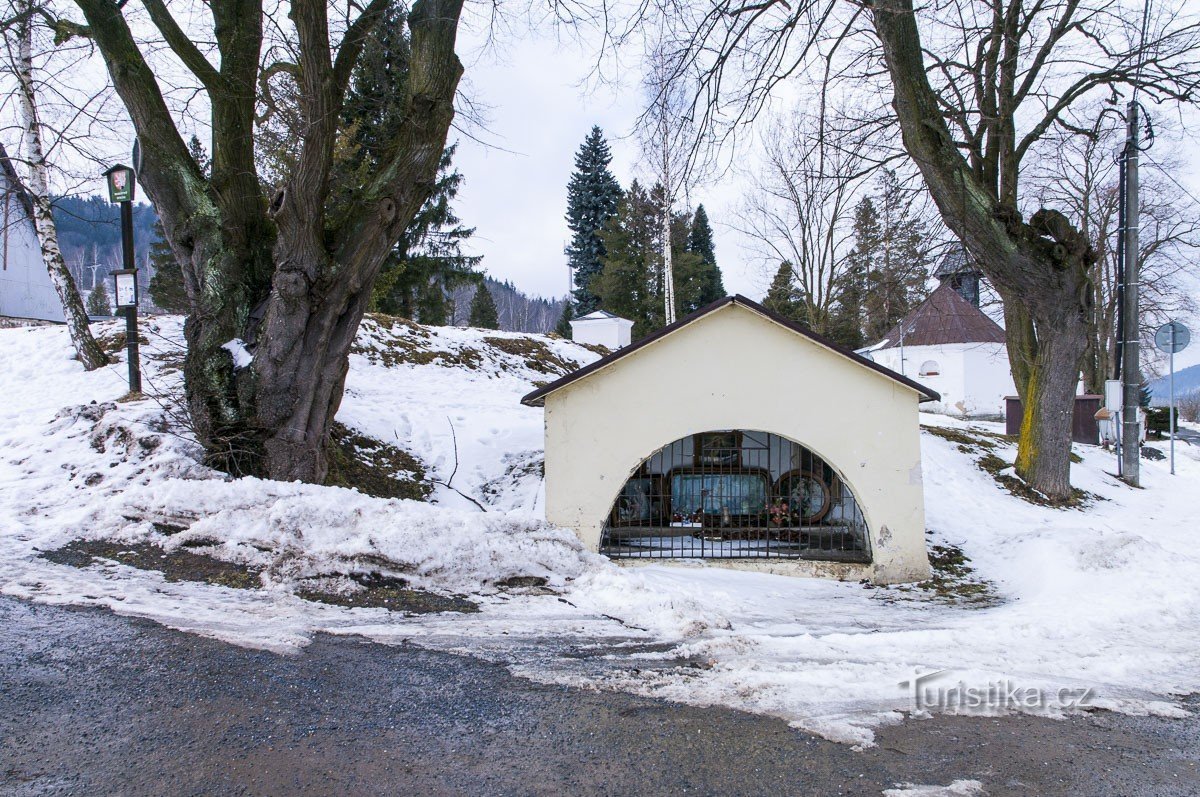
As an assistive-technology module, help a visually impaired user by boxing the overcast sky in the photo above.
[448,25,762,303]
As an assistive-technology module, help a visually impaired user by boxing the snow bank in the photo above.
[2,318,1199,751]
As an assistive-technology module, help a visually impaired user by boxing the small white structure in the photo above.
[0,144,63,323]
[524,295,937,585]
[862,252,1013,418]
[570,309,633,350]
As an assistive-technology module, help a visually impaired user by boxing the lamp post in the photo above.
[104,163,141,394]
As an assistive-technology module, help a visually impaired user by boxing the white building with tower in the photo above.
[861,248,1015,419]
[0,143,63,323]
[570,309,633,350]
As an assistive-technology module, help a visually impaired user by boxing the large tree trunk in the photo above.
[12,2,107,371]
[872,0,1093,501]
[76,0,463,483]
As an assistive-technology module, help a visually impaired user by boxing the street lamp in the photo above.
[104,161,141,394]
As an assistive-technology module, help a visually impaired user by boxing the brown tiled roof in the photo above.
[521,295,940,406]
[875,283,1005,348]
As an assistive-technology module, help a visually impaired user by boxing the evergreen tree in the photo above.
[187,134,211,176]
[468,283,499,329]
[669,211,710,315]
[148,221,188,312]
[86,281,112,316]
[148,136,208,313]
[334,0,480,323]
[762,262,804,323]
[686,204,724,305]
[554,301,574,338]
[594,181,664,338]
[565,126,623,315]
[850,171,932,343]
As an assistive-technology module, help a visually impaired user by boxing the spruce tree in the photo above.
[762,262,804,323]
[686,204,724,305]
[565,126,623,315]
[852,171,932,343]
[594,180,664,338]
[147,137,207,313]
[554,301,574,338]
[148,221,188,312]
[468,283,499,329]
[670,210,709,315]
[86,281,112,316]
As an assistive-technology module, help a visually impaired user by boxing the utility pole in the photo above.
[1119,101,1141,485]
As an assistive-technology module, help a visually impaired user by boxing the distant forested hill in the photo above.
[449,278,566,334]
[51,195,159,284]
[1150,363,1200,404]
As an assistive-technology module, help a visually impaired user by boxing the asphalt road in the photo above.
[1,596,1196,797]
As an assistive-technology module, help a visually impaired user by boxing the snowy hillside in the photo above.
[1,317,1198,748]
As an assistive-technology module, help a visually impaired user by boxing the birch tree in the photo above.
[4,0,106,369]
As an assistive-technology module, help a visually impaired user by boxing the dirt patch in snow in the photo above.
[482,336,577,375]
[40,540,478,614]
[976,453,1091,507]
[923,425,1090,507]
[41,539,262,590]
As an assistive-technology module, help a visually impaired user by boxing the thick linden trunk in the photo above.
[1014,308,1087,500]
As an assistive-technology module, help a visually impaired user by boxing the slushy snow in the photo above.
[1,317,1197,749]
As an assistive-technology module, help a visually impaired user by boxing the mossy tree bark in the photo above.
[73,0,464,482]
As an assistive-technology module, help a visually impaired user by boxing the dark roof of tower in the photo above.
[874,283,1006,348]
[933,246,977,278]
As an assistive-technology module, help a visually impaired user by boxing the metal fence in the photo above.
[600,430,870,562]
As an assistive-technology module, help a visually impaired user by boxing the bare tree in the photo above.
[1032,112,1199,393]
[737,108,870,333]
[633,0,1200,500]
[57,0,466,482]
[3,0,106,369]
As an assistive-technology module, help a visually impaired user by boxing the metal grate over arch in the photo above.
[600,430,871,562]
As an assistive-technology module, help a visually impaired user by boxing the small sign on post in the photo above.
[104,164,136,204]
[1154,321,1190,476]
[113,269,138,310]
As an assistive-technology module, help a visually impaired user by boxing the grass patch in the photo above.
[923,424,1089,507]
[325,422,430,501]
[94,330,149,355]
[41,539,261,590]
[977,452,1089,507]
[921,424,1013,455]
[888,542,999,607]
[483,336,577,375]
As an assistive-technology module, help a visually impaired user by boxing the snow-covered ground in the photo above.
[1,318,1197,751]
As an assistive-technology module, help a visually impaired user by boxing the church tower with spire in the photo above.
[934,247,982,308]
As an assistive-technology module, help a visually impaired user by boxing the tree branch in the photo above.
[141,0,221,92]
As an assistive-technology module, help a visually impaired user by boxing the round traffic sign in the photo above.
[1154,321,1190,354]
